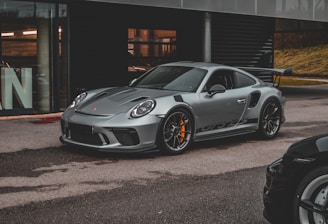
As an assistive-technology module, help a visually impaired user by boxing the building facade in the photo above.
[0,0,327,116]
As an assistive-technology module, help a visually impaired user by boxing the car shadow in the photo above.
[61,144,162,160]
[190,133,258,151]
[60,132,261,160]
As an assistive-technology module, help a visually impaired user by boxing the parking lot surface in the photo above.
[0,85,327,223]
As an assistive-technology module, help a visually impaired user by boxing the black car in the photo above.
[263,134,328,224]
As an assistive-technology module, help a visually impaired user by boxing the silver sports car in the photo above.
[60,61,288,155]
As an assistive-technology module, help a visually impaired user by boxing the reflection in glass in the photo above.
[128,28,176,73]
[0,1,68,115]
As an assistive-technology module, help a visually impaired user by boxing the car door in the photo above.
[194,69,249,136]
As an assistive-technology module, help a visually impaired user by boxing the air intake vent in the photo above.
[130,97,149,102]
[95,92,108,98]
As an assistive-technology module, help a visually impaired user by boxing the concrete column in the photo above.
[37,19,50,113]
[203,12,211,63]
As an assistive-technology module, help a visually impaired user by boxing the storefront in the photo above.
[0,1,68,115]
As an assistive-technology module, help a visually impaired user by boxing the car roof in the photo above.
[160,61,226,70]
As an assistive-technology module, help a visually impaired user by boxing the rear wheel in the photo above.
[159,108,193,155]
[258,99,282,139]
[293,166,328,224]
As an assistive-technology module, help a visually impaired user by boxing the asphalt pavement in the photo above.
[0,112,63,153]
[0,84,328,224]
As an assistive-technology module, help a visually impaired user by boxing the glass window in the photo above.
[128,28,176,73]
[204,70,235,92]
[234,71,256,88]
[131,66,206,92]
[0,1,68,115]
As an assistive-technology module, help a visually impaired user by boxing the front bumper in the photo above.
[60,112,162,153]
[262,158,293,224]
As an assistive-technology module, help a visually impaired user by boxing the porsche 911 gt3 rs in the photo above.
[60,61,288,155]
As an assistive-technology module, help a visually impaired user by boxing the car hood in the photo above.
[76,86,178,116]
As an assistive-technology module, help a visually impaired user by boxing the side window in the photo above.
[234,71,256,88]
[204,70,234,92]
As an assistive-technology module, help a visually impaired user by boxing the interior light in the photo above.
[1,32,14,37]
[23,30,37,35]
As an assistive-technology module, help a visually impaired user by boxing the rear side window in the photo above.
[234,71,256,88]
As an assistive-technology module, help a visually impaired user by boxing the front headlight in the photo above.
[131,99,155,118]
[69,92,87,108]
[268,158,283,175]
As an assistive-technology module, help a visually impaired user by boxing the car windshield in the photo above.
[132,66,207,92]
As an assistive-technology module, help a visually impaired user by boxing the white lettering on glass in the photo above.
[0,68,32,110]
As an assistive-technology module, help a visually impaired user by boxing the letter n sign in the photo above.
[0,68,32,110]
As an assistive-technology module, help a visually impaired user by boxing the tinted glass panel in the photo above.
[234,72,256,88]
[132,66,206,92]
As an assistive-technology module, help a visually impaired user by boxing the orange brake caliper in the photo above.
[179,119,185,143]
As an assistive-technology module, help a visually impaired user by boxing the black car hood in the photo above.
[286,134,328,158]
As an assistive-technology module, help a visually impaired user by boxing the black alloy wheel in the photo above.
[159,108,193,155]
[258,99,282,139]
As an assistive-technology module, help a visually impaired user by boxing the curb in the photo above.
[0,112,63,121]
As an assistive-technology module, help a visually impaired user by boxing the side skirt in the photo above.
[193,129,256,142]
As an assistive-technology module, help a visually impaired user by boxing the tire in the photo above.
[159,108,193,155]
[258,98,282,139]
[292,166,328,224]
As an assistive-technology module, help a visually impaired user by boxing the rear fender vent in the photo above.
[249,92,261,108]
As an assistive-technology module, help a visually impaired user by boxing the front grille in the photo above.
[67,123,104,145]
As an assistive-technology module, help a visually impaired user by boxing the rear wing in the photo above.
[238,67,292,87]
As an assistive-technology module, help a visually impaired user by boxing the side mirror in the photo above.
[208,84,226,97]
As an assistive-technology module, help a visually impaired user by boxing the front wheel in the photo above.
[292,166,328,224]
[159,109,193,155]
[258,99,282,139]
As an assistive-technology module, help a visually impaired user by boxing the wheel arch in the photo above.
[291,163,328,223]
[256,96,283,139]
[156,104,195,134]
[274,158,328,224]
[288,156,328,198]
[260,96,282,112]
[154,104,196,148]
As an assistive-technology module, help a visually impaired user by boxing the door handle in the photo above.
[237,99,246,104]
